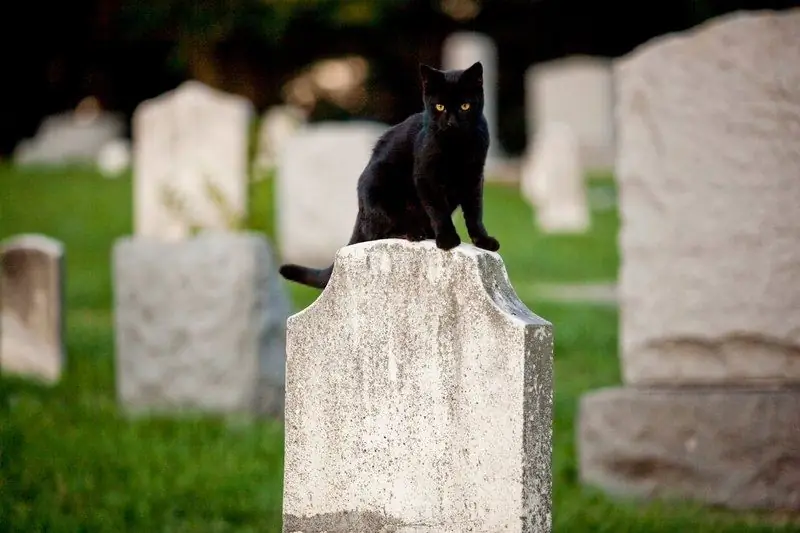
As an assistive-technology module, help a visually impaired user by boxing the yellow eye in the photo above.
[460,103,471,111]
[435,104,445,112]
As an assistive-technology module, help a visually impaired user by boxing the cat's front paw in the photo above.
[435,232,461,250]
[473,235,500,252]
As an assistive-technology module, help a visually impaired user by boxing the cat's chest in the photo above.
[431,146,482,173]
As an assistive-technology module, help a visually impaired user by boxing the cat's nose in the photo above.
[447,116,458,128]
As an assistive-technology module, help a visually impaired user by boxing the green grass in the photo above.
[1,165,796,532]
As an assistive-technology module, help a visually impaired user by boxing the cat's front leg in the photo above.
[462,179,500,252]
[413,166,461,250]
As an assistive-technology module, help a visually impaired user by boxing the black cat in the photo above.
[279,61,500,289]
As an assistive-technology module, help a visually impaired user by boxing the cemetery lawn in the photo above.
[2,164,798,533]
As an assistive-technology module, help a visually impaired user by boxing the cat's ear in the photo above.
[419,63,443,90]
[460,61,483,87]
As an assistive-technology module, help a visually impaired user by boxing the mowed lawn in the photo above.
[1,164,796,533]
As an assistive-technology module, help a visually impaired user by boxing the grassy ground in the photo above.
[1,164,796,532]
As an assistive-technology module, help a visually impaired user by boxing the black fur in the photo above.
[279,61,499,289]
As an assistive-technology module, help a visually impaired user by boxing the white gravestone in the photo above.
[276,121,389,268]
[113,232,291,416]
[0,234,65,384]
[521,122,590,234]
[527,56,615,172]
[133,80,253,240]
[579,9,800,511]
[283,239,553,533]
[254,104,307,176]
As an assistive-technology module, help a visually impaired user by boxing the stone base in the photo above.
[578,386,800,510]
[113,231,291,417]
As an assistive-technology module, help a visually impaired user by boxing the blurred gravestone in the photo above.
[254,104,307,177]
[0,234,65,384]
[283,239,553,532]
[526,56,615,173]
[579,8,800,510]
[521,121,590,234]
[13,107,125,167]
[113,232,290,417]
[132,80,253,240]
[276,121,389,267]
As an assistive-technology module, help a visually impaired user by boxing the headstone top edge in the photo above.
[1,234,65,256]
[133,79,254,119]
[614,7,800,73]
[112,230,271,248]
[288,238,550,329]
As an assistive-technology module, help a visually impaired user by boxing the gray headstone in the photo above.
[0,234,65,383]
[578,8,800,511]
[283,239,553,532]
[112,231,291,416]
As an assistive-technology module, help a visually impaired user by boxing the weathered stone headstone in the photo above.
[113,231,291,416]
[133,80,253,240]
[526,56,615,172]
[579,8,800,510]
[254,104,306,175]
[276,121,389,267]
[283,239,553,532]
[521,122,590,233]
[0,234,65,383]
[442,32,518,182]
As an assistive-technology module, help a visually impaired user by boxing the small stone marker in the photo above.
[0,234,65,383]
[283,239,553,532]
[113,231,291,416]
[521,122,590,233]
[133,80,253,240]
[96,138,132,178]
[578,8,800,510]
[526,56,615,172]
[276,121,389,267]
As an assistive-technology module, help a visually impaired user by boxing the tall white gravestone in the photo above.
[527,56,615,172]
[133,80,253,240]
[283,240,553,532]
[579,9,800,510]
[0,234,65,384]
[276,121,389,268]
[521,121,590,234]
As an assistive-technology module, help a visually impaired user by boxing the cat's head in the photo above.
[419,62,484,133]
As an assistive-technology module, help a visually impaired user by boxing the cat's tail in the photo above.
[278,263,333,290]
[279,220,363,290]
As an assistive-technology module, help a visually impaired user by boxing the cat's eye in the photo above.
[460,103,471,111]
[435,104,445,112]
